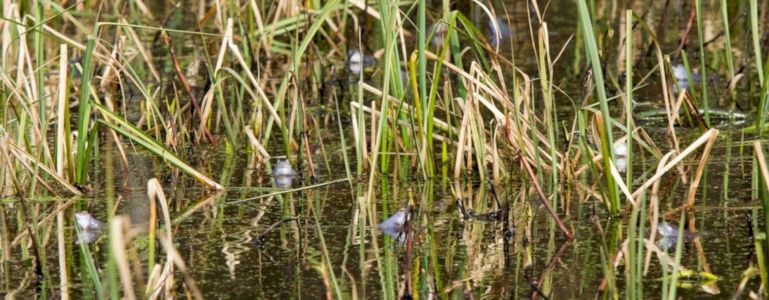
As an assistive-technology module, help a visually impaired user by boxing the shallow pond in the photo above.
[1,0,768,299]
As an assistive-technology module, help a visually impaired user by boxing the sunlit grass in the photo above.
[2,0,769,298]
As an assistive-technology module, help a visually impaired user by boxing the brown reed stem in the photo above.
[162,32,216,144]
[502,112,571,238]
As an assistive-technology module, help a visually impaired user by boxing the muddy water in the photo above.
[1,0,766,299]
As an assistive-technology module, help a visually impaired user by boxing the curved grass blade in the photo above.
[75,225,105,299]
[92,103,223,190]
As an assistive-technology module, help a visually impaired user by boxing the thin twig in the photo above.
[162,32,216,144]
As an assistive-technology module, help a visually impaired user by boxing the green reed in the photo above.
[34,1,45,142]
[623,10,644,299]
[721,0,735,89]
[666,213,687,300]
[535,22,559,204]
[418,0,427,133]
[423,13,458,178]
[695,0,709,125]
[721,0,737,207]
[751,0,764,87]
[755,141,769,281]
[752,0,769,246]
[366,0,401,191]
[577,0,620,214]
[76,225,105,299]
[75,33,97,185]
[625,9,634,189]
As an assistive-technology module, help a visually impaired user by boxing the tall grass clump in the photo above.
[75,33,98,185]
[577,0,620,214]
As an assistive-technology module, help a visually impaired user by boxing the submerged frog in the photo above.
[656,222,698,250]
[75,212,104,244]
[272,159,298,188]
[75,211,103,232]
[272,159,297,177]
[347,49,376,76]
[671,64,702,93]
[431,23,448,48]
[378,209,407,239]
[487,17,512,49]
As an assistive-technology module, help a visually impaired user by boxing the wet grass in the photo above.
[3,0,769,298]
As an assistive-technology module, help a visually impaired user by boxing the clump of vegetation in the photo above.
[3,0,769,298]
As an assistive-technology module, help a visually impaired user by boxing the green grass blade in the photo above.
[75,35,97,184]
[92,103,223,189]
[577,0,620,214]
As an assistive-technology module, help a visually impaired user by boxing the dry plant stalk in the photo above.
[644,152,675,274]
[755,141,769,191]
[57,208,68,300]
[631,129,719,199]
[683,129,719,208]
[56,44,69,179]
[148,178,204,299]
[111,216,138,300]
[503,118,572,239]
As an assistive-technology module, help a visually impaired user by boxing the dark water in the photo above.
[2,0,767,299]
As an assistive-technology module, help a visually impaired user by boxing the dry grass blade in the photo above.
[608,159,635,207]
[244,126,271,160]
[57,207,68,300]
[4,137,80,195]
[755,141,769,191]
[94,104,223,190]
[644,152,675,274]
[683,130,719,208]
[631,129,719,199]
[148,179,172,240]
[55,44,69,179]
[219,18,282,127]
[156,233,204,300]
[111,216,137,300]
[148,178,203,299]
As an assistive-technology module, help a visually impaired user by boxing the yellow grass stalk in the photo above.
[55,44,69,178]
[683,130,719,208]
[56,208,68,300]
[631,129,719,199]
[111,216,137,300]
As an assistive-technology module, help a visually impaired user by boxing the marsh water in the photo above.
[2,0,768,299]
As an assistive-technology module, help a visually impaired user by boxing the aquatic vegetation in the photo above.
[2,0,769,299]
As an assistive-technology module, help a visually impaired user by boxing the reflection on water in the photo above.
[0,148,758,298]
